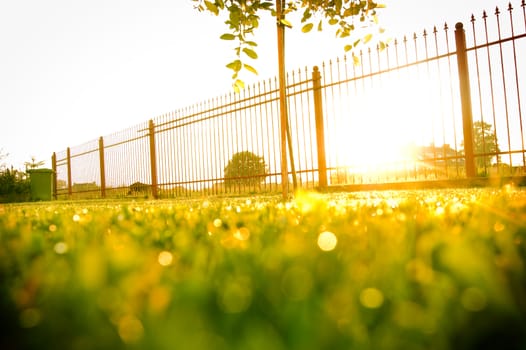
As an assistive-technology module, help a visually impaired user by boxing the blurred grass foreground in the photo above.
[0,187,525,350]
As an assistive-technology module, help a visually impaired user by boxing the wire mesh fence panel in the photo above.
[104,122,151,198]
[52,1,526,198]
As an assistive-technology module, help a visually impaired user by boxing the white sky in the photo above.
[0,0,514,169]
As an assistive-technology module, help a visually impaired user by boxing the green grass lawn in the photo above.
[1,187,525,350]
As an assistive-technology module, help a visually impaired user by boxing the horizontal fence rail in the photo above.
[53,1,526,199]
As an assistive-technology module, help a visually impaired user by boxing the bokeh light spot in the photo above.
[118,315,144,344]
[317,231,338,251]
[158,251,173,266]
[234,227,250,241]
[494,222,505,232]
[360,288,384,309]
[54,242,68,254]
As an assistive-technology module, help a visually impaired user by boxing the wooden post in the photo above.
[148,119,159,199]
[276,0,289,199]
[66,147,72,197]
[51,152,57,200]
[455,22,476,178]
[312,66,327,190]
[99,137,106,198]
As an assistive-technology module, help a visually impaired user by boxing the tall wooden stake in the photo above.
[276,0,297,199]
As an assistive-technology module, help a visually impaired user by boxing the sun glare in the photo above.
[331,72,445,173]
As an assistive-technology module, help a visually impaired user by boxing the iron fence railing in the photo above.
[53,1,526,199]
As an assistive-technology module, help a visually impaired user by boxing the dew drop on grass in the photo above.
[317,231,337,252]
[72,214,80,222]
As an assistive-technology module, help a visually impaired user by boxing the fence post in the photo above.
[51,152,57,200]
[148,119,159,199]
[99,137,106,198]
[66,147,72,197]
[454,22,476,178]
[312,66,328,189]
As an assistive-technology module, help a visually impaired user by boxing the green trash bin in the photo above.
[28,168,54,201]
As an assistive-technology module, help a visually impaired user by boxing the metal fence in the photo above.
[53,1,526,199]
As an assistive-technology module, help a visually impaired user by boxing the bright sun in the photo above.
[331,73,443,173]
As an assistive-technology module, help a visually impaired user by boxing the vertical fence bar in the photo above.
[312,66,327,190]
[454,22,476,178]
[66,147,72,197]
[51,152,57,200]
[148,119,159,199]
[98,136,106,198]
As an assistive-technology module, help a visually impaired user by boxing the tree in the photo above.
[192,0,386,90]
[224,151,268,187]
[462,121,500,174]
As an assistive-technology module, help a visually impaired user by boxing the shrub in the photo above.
[0,168,30,203]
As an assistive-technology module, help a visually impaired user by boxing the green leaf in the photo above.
[204,0,219,15]
[344,44,353,52]
[226,60,242,72]
[259,2,273,10]
[233,79,245,93]
[352,54,361,66]
[245,40,258,47]
[301,9,312,23]
[220,33,236,40]
[363,33,373,44]
[328,18,339,26]
[317,20,323,31]
[243,63,258,75]
[280,19,293,28]
[242,47,258,59]
[302,23,314,33]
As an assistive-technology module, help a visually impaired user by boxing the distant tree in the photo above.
[462,121,500,174]
[128,182,150,196]
[224,151,268,187]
